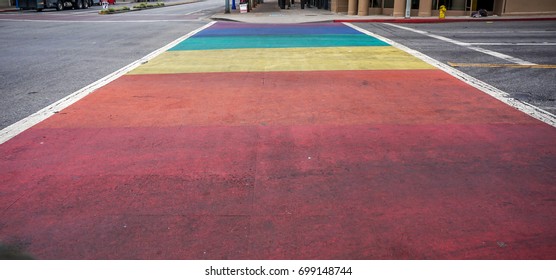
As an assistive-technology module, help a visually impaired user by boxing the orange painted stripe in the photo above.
[39,70,537,129]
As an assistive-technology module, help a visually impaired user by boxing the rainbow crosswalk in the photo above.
[131,22,431,74]
[1,22,555,259]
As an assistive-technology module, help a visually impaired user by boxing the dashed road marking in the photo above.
[346,22,556,128]
[448,62,556,68]
[383,23,537,66]
[468,42,556,46]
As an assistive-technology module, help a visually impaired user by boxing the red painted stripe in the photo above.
[1,124,555,259]
[39,70,536,129]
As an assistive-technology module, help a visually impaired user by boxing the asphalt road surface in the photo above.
[1,19,555,260]
[2,10,555,131]
[0,0,221,130]
[354,21,556,116]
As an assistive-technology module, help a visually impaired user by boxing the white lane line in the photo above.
[71,10,99,15]
[0,21,215,145]
[185,8,207,15]
[433,30,556,34]
[118,13,194,15]
[345,22,556,128]
[383,23,537,66]
[468,42,556,46]
[448,62,556,69]
[0,18,199,22]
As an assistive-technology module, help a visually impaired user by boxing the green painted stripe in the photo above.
[169,34,390,51]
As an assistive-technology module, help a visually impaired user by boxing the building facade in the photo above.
[2,0,556,16]
[331,0,556,17]
[1,0,11,8]
[1,0,18,8]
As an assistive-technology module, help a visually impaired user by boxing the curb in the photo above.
[210,17,242,22]
[334,16,556,24]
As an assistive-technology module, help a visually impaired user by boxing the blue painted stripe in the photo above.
[170,34,390,51]
[194,22,363,37]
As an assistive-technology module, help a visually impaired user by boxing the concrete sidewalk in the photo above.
[211,0,556,24]
[212,1,362,23]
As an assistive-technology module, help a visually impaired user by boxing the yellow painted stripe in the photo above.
[448,62,556,69]
[129,46,435,75]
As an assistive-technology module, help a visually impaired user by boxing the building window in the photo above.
[433,0,467,10]
[370,0,383,8]
[384,0,394,8]
[411,0,419,9]
[376,0,419,9]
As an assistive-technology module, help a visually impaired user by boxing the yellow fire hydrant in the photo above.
[439,5,447,19]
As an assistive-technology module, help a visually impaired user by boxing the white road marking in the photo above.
[0,21,216,145]
[345,22,556,128]
[434,30,556,34]
[384,23,537,66]
[468,42,556,46]
[185,8,207,15]
[117,13,194,15]
[0,18,200,22]
[448,62,556,68]
[71,10,99,15]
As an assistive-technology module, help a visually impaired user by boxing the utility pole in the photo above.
[225,0,230,13]
[405,0,411,18]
